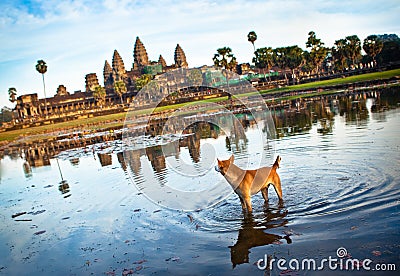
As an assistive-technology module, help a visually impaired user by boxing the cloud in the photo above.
[0,0,399,108]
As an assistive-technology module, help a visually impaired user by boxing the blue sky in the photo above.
[0,0,399,108]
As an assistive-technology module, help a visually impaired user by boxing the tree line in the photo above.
[213,31,400,84]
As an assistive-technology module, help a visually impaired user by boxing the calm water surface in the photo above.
[0,88,399,275]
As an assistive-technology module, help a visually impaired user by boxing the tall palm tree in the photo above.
[8,87,17,122]
[35,60,48,117]
[344,35,362,68]
[305,31,328,77]
[8,87,17,103]
[114,80,127,105]
[363,35,383,66]
[213,47,237,99]
[247,31,257,53]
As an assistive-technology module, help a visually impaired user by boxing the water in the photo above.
[0,88,399,275]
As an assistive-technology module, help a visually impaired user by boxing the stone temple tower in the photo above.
[85,73,99,92]
[103,60,113,89]
[158,55,167,69]
[174,44,188,68]
[112,49,127,82]
[133,36,149,70]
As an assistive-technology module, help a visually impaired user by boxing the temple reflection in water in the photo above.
[8,88,399,178]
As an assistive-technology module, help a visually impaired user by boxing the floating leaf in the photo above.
[122,269,134,275]
[133,259,147,264]
[166,256,180,262]
[372,250,381,256]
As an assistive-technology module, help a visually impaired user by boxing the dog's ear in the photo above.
[277,156,281,168]
[229,155,234,163]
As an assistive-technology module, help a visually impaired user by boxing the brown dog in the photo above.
[215,155,282,213]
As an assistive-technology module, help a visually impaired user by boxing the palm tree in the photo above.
[35,60,48,117]
[344,35,362,68]
[8,87,17,103]
[363,35,383,66]
[93,85,106,108]
[332,39,348,72]
[135,74,153,91]
[8,87,17,122]
[247,31,257,53]
[285,46,305,84]
[114,80,127,105]
[301,51,314,77]
[273,46,304,84]
[213,47,237,71]
[213,47,237,99]
[273,47,289,84]
[305,31,328,77]
[253,47,274,83]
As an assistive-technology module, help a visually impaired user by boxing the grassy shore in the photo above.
[1,69,399,144]
[261,68,400,93]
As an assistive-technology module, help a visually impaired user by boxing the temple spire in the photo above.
[103,60,113,88]
[112,49,126,82]
[133,36,149,70]
[174,44,188,68]
[158,55,167,68]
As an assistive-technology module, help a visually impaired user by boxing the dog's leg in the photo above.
[239,196,247,211]
[272,176,283,201]
[244,196,252,212]
[261,187,269,203]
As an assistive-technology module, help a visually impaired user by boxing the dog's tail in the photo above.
[273,156,281,169]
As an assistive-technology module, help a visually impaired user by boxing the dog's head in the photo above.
[273,155,281,168]
[215,155,234,175]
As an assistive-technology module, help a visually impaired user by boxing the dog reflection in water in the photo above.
[229,206,291,268]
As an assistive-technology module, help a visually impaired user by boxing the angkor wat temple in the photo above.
[14,37,190,123]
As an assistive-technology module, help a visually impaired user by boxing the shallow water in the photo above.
[0,88,399,275]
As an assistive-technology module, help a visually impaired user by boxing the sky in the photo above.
[0,0,399,108]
